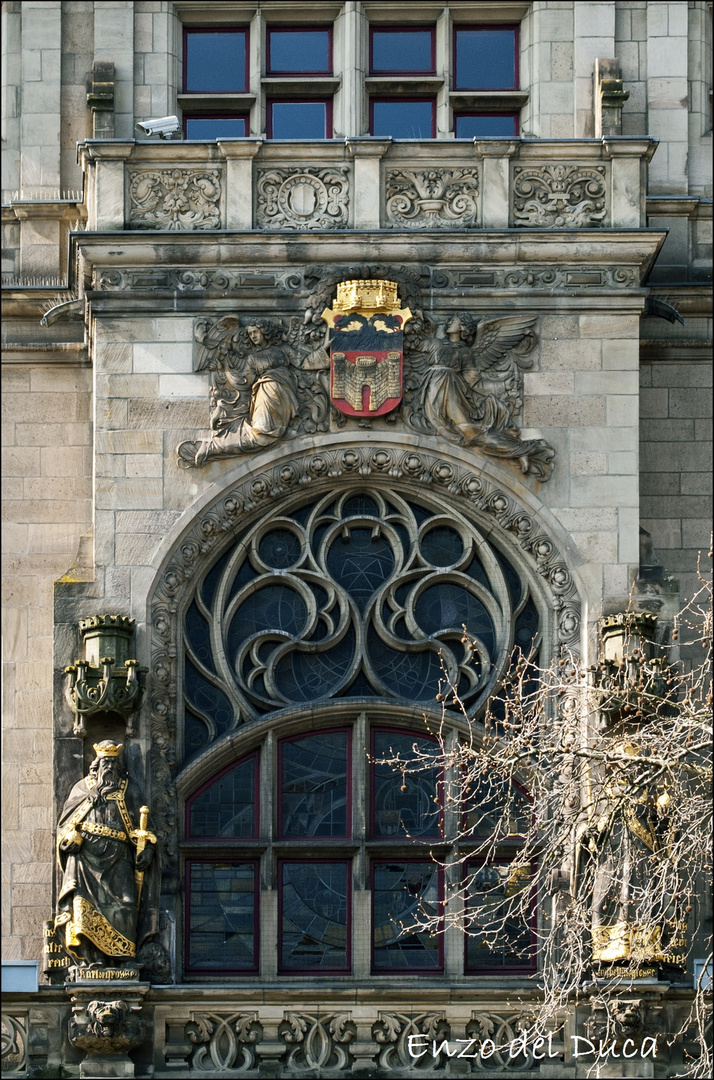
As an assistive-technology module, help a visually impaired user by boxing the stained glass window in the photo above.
[187,755,257,838]
[279,861,350,971]
[186,861,257,971]
[465,861,536,971]
[280,731,350,838]
[372,730,441,838]
[373,862,441,970]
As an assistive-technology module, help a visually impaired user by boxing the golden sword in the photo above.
[132,805,156,905]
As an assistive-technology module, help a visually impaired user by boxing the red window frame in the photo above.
[184,858,260,975]
[371,858,444,974]
[369,25,436,75]
[278,858,352,975]
[454,111,520,137]
[278,727,352,840]
[266,98,334,139]
[452,24,520,91]
[182,114,250,139]
[183,26,249,94]
[370,727,444,840]
[463,857,537,974]
[368,97,436,138]
[266,25,333,76]
[185,751,260,841]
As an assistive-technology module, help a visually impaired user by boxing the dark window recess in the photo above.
[280,730,350,839]
[184,116,249,140]
[279,861,350,971]
[455,113,519,137]
[464,861,536,972]
[267,27,332,75]
[184,28,248,93]
[370,27,435,74]
[370,98,435,138]
[186,861,258,972]
[187,755,257,839]
[453,26,518,90]
[372,862,442,970]
[372,730,442,839]
[267,100,332,139]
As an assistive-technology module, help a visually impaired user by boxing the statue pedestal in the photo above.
[66,980,150,1079]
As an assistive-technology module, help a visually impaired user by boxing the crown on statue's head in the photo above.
[93,740,123,758]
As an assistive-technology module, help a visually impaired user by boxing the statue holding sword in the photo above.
[53,740,159,977]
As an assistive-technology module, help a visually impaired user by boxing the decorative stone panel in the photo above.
[281,1012,355,1071]
[184,1012,260,1073]
[128,168,223,230]
[1,1012,28,1075]
[384,168,479,228]
[512,164,608,228]
[255,166,350,229]
[373,1012,449,1070]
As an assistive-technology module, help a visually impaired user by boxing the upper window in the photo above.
[279,730,350,838]
[266,26,332,75]
[455,113,519,138]
[453,25,518,90]
[370,26,435,74]
[267,99,332,139]
[183,115,249,140]
[370,98,436,138]
[183,28,249,93]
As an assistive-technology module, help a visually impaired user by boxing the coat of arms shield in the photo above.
[321,279,412,418]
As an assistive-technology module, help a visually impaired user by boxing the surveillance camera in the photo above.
[135,116,181,139]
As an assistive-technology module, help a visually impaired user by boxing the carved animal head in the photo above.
[86,999,128,1038]
[137,941,172,984]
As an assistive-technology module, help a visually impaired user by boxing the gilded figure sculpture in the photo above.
[53,741,159,977]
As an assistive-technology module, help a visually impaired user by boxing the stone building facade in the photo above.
[1,2,711,1078]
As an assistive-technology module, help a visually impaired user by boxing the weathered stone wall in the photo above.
[640,358,713,598]
[1,361,92,963]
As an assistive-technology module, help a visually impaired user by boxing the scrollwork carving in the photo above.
[128,168,222,230]
[185,1012,260,1073]
[466,1013,537,1071]
[256,166,350,229]
[512,164,607,228]
[384,168,479,228]
[373,1012,449,1070]
[280,1012,355,1071]
[1,1013,28,1075]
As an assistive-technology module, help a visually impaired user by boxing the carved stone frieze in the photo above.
[149,444,582,857]
[384,168,479,228]
[185,1012,260,1073]
[281,1012,355,1072]
[94,267,303,293]
[512,164,608,228]
[373,1012,449,1070]
[1,1012,28,1075]
[256,166,350,229]
[128,168,222,231]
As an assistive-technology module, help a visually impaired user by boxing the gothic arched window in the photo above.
[178,486,542,980]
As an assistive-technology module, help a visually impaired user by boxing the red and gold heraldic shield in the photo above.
[322,279,412,418]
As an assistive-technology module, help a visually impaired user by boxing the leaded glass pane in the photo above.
[465,863,535,970]
[373,731,441,838]
[187,862,256,970]
[280,862,349,970]
[373,862,441,969]
[326,528,395,611]
[280,732,349,837]
[188,756,256,838]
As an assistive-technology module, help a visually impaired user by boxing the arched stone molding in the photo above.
[144,434,588,865]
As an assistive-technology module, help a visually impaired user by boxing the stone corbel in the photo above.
[67,984,148,1080]
[86,61,116,139]
[594,58,629,138]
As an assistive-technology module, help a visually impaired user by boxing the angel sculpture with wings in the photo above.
[177,316,329,468]
[403,311,555,480]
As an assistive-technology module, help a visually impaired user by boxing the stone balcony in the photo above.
[77,136,657,234]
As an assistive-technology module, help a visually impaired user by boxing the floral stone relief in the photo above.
[255,166,350,229]
[512,163,607,228]
[176,284,554,481]
[384,168,479,228]
[128,168,222,230]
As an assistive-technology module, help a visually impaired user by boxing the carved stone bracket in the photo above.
[64,615,146,738]
[384,168,479,228]
[512,164,608,228]
[128,168,222,230]
[255,166,350,229]
[67,985,149,1079]
[149,443,581,860]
